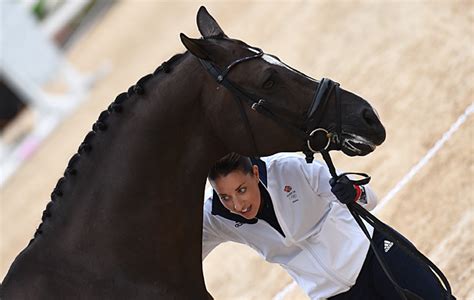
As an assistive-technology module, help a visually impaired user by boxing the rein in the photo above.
[197,48,455,300]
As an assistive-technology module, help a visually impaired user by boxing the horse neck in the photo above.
[26,53,224,284]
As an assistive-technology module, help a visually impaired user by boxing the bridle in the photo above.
[198,46,342,164]
[197,47,454,300]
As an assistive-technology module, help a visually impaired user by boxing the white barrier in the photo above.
[0,1,107,187]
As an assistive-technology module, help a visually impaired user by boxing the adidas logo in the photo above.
[384,240,394,253]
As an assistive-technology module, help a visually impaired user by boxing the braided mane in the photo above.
[29,52,187,245]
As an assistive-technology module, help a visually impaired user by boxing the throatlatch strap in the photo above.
[235,91,260,155]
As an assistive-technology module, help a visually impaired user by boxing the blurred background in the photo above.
[1,1,472,299]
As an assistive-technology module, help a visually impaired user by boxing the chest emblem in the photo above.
[284,185,299,203]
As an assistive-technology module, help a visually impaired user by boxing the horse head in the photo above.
[181,7,386,159]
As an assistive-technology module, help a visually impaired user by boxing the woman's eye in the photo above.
[263,80,274,89]
[221,196,230,201]
[238,187,247,193]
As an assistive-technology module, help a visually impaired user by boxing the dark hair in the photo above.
[208,153,253,181]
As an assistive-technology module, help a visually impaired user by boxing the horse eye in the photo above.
[263,79,274,89]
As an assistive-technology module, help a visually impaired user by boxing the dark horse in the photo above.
[1,7,385,299]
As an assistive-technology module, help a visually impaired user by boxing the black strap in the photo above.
[335,83,342,146]
[251,100,309,140]
[217,48,264,82]
[235,89,260,155]
[305,79,338,133]
[303,79,342,163]
[256,99,305,123]
[306,79,330,119]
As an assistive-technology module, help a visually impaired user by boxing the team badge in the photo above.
[284,185,292,193]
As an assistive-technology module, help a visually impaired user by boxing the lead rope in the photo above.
[320,149,454,300]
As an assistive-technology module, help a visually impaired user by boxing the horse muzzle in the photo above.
[339,132,378,156]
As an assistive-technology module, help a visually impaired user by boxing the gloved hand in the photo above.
[329,175,363,204]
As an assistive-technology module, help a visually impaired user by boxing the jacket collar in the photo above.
[211,157,267,224]
[251,157,267,186]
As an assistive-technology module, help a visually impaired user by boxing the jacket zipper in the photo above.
[300,240,352,287]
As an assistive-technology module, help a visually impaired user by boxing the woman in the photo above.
[202,152,450,299]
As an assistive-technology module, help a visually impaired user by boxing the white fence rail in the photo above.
[0,1,108,187]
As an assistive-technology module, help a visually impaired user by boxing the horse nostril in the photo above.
[363,108,378,128]
[362,108,386,144]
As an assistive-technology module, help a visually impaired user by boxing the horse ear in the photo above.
[180,33,215,60]
[196,6,227,38]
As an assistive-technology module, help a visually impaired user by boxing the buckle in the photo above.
[251,99,265,111]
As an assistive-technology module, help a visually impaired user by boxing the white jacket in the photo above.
[202,153,378,299]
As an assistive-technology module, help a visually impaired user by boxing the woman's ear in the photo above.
[252,165,260,181]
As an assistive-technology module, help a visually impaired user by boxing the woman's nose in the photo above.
[233,198,244,212]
